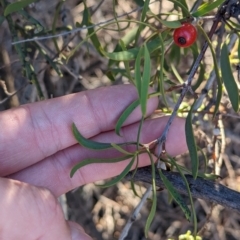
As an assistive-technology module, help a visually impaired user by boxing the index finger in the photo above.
[0,85,158,176]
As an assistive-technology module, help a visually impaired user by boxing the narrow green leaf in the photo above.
[197,146,208,173]
[4,0,37,16]
[35,43,63,77]
[51,1,65,53]
[221,43,239,112]
[72,123,112,150]
[18,10,44,33]
[83,2,104,56]
[104,36,171,61]
[70,155,133,177]
[197,25,222,117]
[174,162,219,180]
[141,44,151,116]
[133,0,145,7]
[115,100,139,136]
[111,143,134,155]
[169,43,181,65]
[185,105,199,179]
[72,123,138,150]
[97,156,135,188]
[169,158,197,235]
[228,20,240,31]
[199,173,220,180]
[130,180,141,198]
[134,0,150,45]
[158,169,191,221]
[119,40,134,84]
[108,27,139,67]
[178,0,189,17]
[238,34,240,60]
[158,19,181,28]
[145,152,157,237]
[192,64,205,91]
[170,63,184,83]
[169,0,190,17]
[0,16,5,26]
[135,46,143,98]
[192,0,225,17]
[158,34,168,108]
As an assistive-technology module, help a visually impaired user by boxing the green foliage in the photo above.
[192,0,225,17]
[4,0,37,16]
[221,43,239,112]
[3,0,239,238]
[158,168,191,221]
[135,44,151,116]
[185,103,199,179]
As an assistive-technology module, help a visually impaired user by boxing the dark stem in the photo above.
[126,166,240,213]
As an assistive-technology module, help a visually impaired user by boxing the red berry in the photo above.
[173,23,197,48]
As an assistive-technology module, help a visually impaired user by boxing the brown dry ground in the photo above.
[1,1,240,239]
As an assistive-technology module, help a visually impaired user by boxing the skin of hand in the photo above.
[0,84,187,240]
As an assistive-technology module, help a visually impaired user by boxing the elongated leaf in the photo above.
[82,2,104,56]
[51,1,65,53]
[97,156,136,188]
[72,123,138,150]
[72,123,112,149]
[141,44,151,116]
[221,43,239,112]
[111,143,134,155]
[133,0,145,6]
[192,64,205,91]
[145,152,157,237]
[159,19,181,28]
[135,46,143,98]
[18,10,44,34]
[134,0,150,46]
[192,0,225,17]
[158,34,168,108]
[198,25,222,117]
[185,104,198,179]
[104,36,171,61]
[238,34,240,60]
[169,0,190,17]
[169,158,197,234]
[0,16,5,26]
[130,180,141,198]
[109,27,139,67]
[35,43,63,77]
[4,0,37,16]
[174,163,219,180]
[70,155,133,177]
[158,169,191,221]
[228,20,240,31]
[119,40,134,83]
[197,146,208,173]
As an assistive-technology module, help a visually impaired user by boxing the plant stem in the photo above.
[156,5,225,156]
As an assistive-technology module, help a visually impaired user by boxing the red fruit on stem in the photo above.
[173,23,197,48]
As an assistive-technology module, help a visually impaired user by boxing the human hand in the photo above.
[0,85,187,239]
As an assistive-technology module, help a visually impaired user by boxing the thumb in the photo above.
[68,221,92,240]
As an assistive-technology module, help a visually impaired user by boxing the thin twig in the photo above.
[119,186,152,240]
[0,82,28,106]
[12,0,160,45]
[155,3,226,156]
